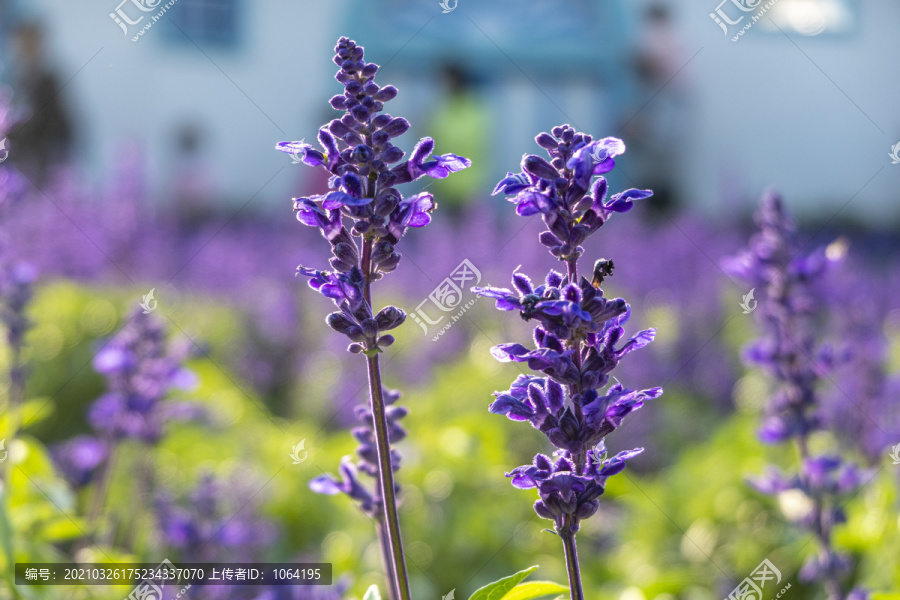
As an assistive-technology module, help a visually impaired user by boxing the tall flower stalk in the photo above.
[53,308,197,538]
[725,191,869,600]
[474,127,659,600]
[277,37,470,600]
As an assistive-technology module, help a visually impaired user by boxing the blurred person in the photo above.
[7,22,73,185]
[169,121,217,228]
[425,62,489,220]
[622,3,691,216]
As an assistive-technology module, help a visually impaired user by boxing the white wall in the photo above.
[8,0,900,225]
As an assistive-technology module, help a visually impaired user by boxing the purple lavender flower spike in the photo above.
[282,37,470,600]
[479,125,659,600]
[85,309,197,444]
[726,190,871,599]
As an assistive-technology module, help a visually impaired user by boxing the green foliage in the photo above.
[2,279,899,600]
[500,581,568,599]
[467,566,537,600]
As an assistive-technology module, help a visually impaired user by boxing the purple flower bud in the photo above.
[330,95,347,110]
[522,155,559,180]
[372,130,390,146]
[362,62,378,78]
[371,240,394,263]
[535,132,557,150]
[352,144,373,163]
[371,114,391,128]
[382,118,410,138]
[375,306,406,331]
[350,105,370,123]
[360,318,379,338]
[374,85,398,101]
[376,145,401,165]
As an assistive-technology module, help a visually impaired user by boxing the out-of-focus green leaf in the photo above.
[468,566,538,600]
[501,581,568,599]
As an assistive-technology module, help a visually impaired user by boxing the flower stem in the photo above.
[361,237,411,600]
[365,354,411,600]
[794,437,844,600]
[375,518,400,600]
[560,524,585,600]
[566,257,578,284]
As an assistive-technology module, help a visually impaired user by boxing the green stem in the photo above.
[560,524,584,600]
[365,355,411,600]
[376,518,400,600]
[361,237,411,600]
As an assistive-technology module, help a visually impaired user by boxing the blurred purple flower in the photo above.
[727,191,870,598]
[86,309,197,443]
[51,436,109,488]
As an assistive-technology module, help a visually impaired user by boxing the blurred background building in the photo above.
[0,0,898,225]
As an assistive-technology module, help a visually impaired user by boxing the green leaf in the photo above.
[362,585,382,600]
[502,581,569,600]
[872,595,900,600]
[468,566,539,600]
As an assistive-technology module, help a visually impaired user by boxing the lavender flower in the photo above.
[51,435,109,488]
[477,126,658,600]
[155,472,278,600]
[0,89,28,209]
[309,388,406,518]
[277,36,469,600]
[726,191,870,600]
[87,308,196,443]
[0,258,36,469]
[49,309,196,498]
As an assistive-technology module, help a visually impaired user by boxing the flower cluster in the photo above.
[724,191,842,443]
[278,38,470,353]
[492,127,651,262]
[52,309,197,488]
[154,472,282,600]
[477,127,659,546]
[310,388,406,517]
[155,472,277,560]
[88,309,197,443]
[0,260,36,369]
[726,191,869,599]
[298,266,405,354]
[508,444,644,526]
